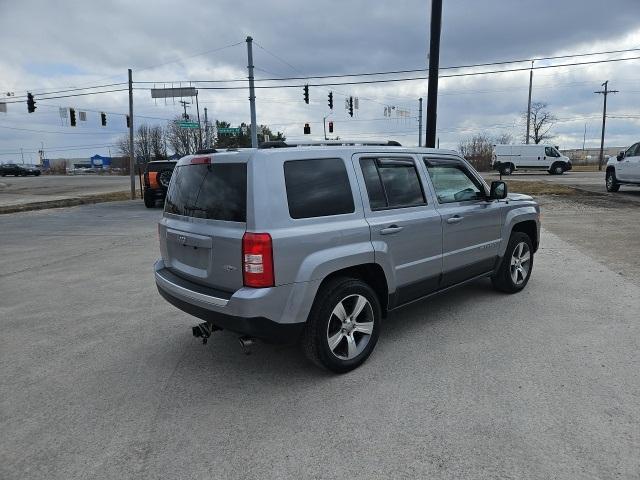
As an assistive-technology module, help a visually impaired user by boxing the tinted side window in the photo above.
[424,159,485,204]
[359,157,426,210]
[165,163,247,221]
[284,158,355,219]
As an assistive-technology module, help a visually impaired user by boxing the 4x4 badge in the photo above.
[223,265,237,272]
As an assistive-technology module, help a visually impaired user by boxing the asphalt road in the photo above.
[1,201,639,479]
[0,175,132,207]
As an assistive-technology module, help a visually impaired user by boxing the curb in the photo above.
[0,191,134,214]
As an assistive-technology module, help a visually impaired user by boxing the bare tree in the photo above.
[135,124,153,164]
[166,118,198,157]
[150,125,167,160]
[494,132,513,145]
[458,133,494,171]
[116,134,131,158]
[523,102,556,144]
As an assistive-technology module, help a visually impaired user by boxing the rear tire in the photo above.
[302,277,381,373]
[143,190,155,208]
[500,163,513,175]
[606,169,620,192]
[492,232,534,293]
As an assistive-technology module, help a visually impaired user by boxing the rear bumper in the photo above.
[154,259,310,343]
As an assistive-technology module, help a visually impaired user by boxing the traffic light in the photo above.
[328,121,334,133]
[328,92,333,110]
[26,93,36,113]
[69,108,76,127]
[126,115,131,128]
[100,112,107,126]
[303,84,309,104]
[348,97,354,117]
[304,123,311,135]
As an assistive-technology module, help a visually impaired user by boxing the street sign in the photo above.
[178,121,199,129]
[217,127,241,135]
[151,87,197,99]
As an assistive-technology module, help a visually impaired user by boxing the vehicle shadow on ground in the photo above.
[159,278,498,385]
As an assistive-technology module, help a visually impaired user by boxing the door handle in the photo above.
[446,215,464,224]
[380,224,404,235]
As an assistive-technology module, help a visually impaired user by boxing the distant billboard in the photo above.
[151,87,197,99]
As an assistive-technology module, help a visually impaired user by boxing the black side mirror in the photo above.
[617,151,625,161]
[489,181,508,200]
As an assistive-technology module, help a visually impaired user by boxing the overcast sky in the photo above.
[1,0,639,162]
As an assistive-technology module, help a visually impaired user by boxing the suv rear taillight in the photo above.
[242,233,274,288]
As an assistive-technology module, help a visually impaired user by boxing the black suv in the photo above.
[0,163,41,176]
[143,160,177,208]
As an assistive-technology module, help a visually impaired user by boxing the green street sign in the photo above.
[217,127,242,135]
[178,121,199,129]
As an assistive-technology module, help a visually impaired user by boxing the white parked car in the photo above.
[492,144,572,175]
[606,143,640,192]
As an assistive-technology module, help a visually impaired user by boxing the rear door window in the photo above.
[283,158,355,219]
[359,157,426,210]
[164,163,247,221]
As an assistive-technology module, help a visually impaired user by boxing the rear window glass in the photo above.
[164,163,247,221]
[284,158,355,219]
[360,157,426,210]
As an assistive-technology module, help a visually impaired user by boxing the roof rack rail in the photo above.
[195,148,218,154]
[258,140,402,149]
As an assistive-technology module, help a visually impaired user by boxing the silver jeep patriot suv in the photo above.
[155,141,540,372]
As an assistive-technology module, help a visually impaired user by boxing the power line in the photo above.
[3,88,130,104]
[135,47,640,84]
[135,55,640,90]
[0,124,125,135]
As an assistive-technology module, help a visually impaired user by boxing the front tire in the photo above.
[549,162,565,175]
[606,169,620,192]
[492,232,534,293]
[302,277,381,373]
[500,163,513,175]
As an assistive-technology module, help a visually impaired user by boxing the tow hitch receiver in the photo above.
[192,323,220,344]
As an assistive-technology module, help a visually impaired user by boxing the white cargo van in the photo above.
[492,144,572,175]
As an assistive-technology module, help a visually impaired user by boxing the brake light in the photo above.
[148,171,159,189]
[190,156,212,165]
[242,232,274,288]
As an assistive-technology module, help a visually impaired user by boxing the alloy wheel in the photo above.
[510,241,531,286]
[326,294,374,360]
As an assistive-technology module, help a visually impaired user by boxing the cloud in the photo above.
[1,0,639,161]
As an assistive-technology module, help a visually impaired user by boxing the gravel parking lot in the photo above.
[1,198,639,479]
[484,170,640,203]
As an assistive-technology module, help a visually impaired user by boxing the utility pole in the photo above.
[204,107,209,148]
[418,97,423,147]
[595,80,618,171]
[525,61,534,144]
[425,0,443,148]
[128,68,135,200]
[246,36,258,148]
[179,100,190,119]
[195,91,202,150]
[582,123,586,155]
[20,147,24,164]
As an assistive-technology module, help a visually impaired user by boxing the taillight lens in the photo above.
[190,156,212,165]
[242,232,274,288]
